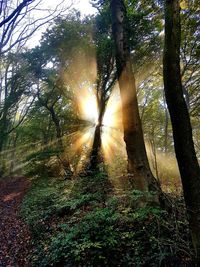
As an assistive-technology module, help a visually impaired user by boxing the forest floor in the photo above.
[0,177,31,267]
[0,173,194,267]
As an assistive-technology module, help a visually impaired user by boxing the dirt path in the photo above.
[0,177,31,267]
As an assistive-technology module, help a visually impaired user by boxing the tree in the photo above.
[36,78,73,177]
[88,13,117,172]
[0,52,36,176]
[181,0,200,114]
[110,0,160,194]
[163,0,200,262]
[0,53,34,152]
[0,0,72,54]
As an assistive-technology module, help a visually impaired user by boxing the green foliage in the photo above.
[26,148,60,162]
[21,172,112,232]
[39,208,120,267]
[20,177,72,232]
[2,1,199,265]
[21,173,192,267]
[24,149,60,177]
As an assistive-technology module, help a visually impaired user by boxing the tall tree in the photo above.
[181,0,200,114]
[110,0,159,193]
[0,53,34,152]
[163,0,200,262]
[0,0,72,54]
[88,15,116,171]
[36,80,73,177]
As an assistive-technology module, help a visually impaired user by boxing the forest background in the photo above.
[0,0,200,266]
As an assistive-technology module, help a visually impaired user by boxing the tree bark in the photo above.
[163,94,169,153]
[0,114,9,177]
[163,0,200,262]
[110,0,159,193]
[37,89,72,177]
[49,106,63,149]
[48,106,72,177]
[0,114,9,152]
[88,100,106,171]
[9,132,19,175]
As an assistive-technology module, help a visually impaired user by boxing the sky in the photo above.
[73,0,96,15]
[27,0,96,48]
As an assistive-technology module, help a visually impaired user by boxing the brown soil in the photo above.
[0,177,31,267]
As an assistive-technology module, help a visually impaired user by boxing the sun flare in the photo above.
[76,87,98,124]
[73,86,124,166]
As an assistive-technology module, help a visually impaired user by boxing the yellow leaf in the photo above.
[180,0,188,10]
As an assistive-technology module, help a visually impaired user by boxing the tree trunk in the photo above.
[49,106,72,177]
[0,112,9,152]
[0,133,5,153]
[110,0,159,193]
[163,0,200,262]
[49,106,63,148]
[163,94,169,153]
[0,113,9,176]
[9,132,19,175]
[88,100,106,172]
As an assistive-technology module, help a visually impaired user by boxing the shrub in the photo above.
[21,173,193,267]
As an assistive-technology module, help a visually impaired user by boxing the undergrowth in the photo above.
[21,172,194,267]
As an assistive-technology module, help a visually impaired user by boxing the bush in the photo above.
[21,173,193,267]
[25,148,62,177]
